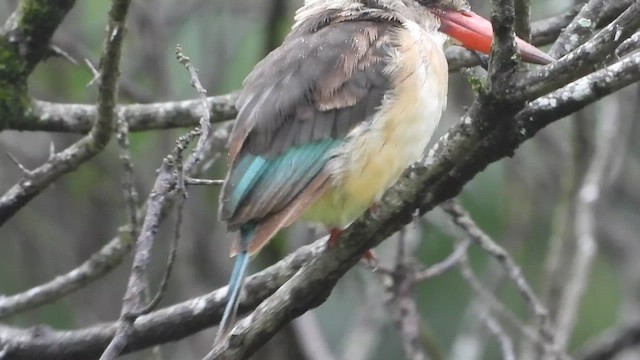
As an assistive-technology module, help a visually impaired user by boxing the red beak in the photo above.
[434,10,555,65]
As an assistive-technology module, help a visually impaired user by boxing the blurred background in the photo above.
[1,0,639,359]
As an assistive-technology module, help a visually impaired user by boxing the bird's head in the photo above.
[415,0,554,64]
[298,0,553,65]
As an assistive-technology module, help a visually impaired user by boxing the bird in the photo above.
[214,0,553,343]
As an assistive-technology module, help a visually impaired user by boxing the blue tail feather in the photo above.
[215,225,253,344]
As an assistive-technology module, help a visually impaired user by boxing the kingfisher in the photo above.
[215,0,552,342]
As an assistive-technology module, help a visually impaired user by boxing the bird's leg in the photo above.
[326,227,377,267]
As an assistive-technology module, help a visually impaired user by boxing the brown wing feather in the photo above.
[227,14,399,163]
[220,12,400,227]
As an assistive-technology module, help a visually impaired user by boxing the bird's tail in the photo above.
[214,226,253,345]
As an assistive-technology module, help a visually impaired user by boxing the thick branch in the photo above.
[548,0,606,59]
[18,94,238,133]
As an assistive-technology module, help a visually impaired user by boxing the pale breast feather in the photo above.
[312,21,449,226]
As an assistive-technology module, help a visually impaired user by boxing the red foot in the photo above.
[361,249,378,268]
[326,228,377,267]
[327,228,342,248]
[369,202,382,221]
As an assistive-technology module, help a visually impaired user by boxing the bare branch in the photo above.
[292,313,337,360]
[577,322,640,360]
[552,86,622,351]
[0,121,233,322]
[175,44,211,170]
[514,1,640,100]
[458,255,568,360]
[383,232,431,360]
[21,94,239,133]
[615,31,640,59]
[414,238,470,281]
[513,0,531,40]
[487,0,519,92]
[0,240,319,360]
[548,0,606,59]
[100,42,213,359]
[116,111,140,239]
[441,200,550,336]
[184,177,224,186]
[479,310,516,360]
[0,232,133,319]
[0,0,76,73]
[0,0,131,226]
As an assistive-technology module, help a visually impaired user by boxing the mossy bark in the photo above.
[0,37,29,130]
[0,0,76,130]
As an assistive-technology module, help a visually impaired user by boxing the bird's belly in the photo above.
[303,31,448,227]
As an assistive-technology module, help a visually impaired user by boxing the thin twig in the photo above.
[116,110,140,239]
[4,152,32,176]
[0,232,133,319]
[414,238,470,281]
[553,86,621,351]
[479,309,516,360]
[292,312,337,360]
[441,200,551,335]
[100,43,212,359]
[340,286,387,360]
[176,44,211,170]
[458,255,570,360]
[384,232,431,360]
[184,177,224,186]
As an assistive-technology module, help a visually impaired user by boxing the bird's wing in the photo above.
[219,16,398,248]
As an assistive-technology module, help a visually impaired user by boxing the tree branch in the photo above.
[577,322,640,360]
[548,0,606,59]
[0,240,319,360]
[513,1,640,100]
[20,94,239,133]
[0,0,76,130]
[0,0,130,226]
[99,43,210,360]
[0,0,76,72]
[552,84,622,352]
[0,232,133,319]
